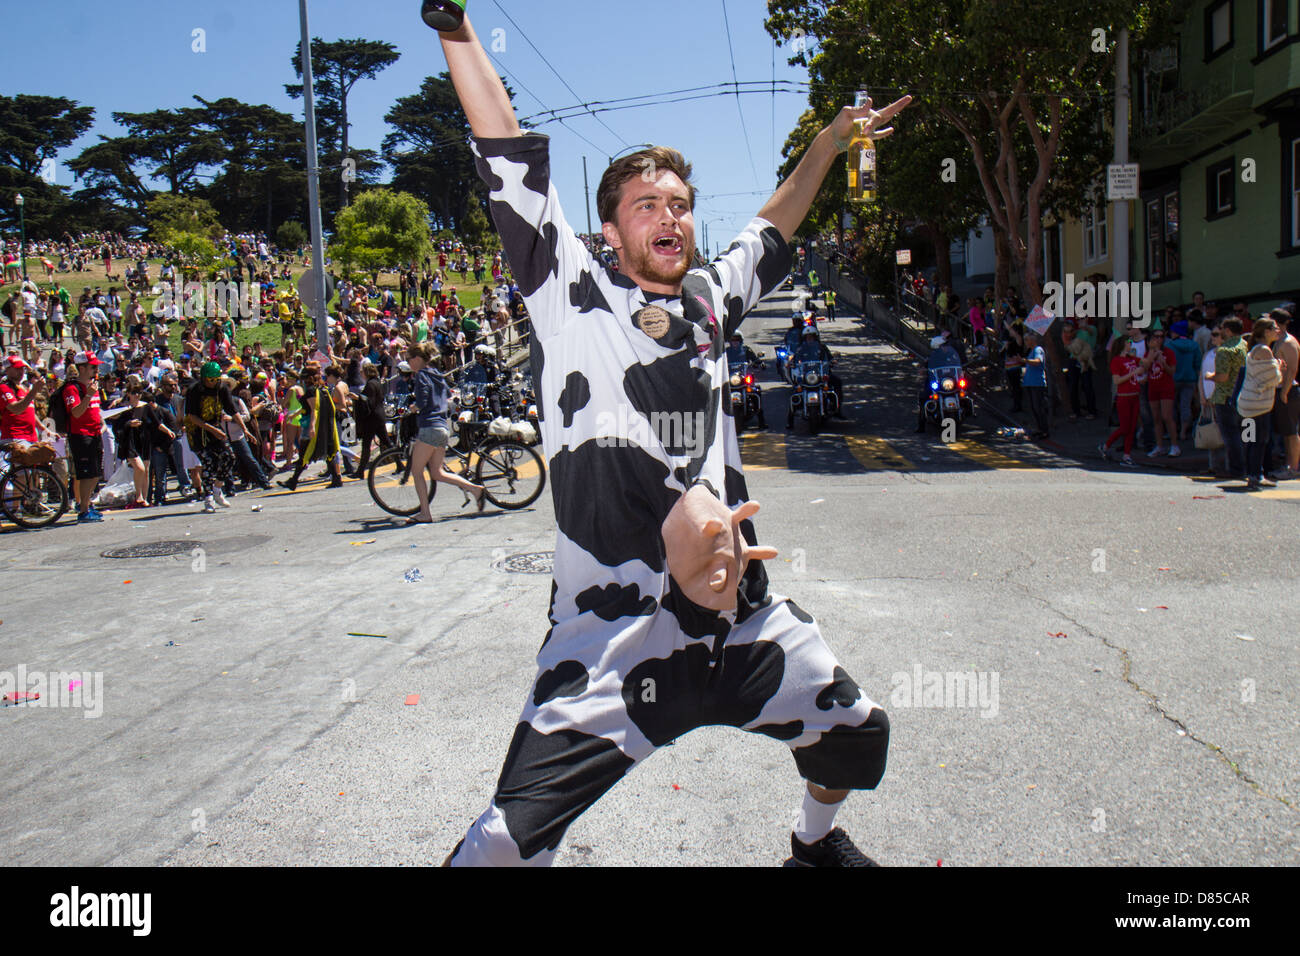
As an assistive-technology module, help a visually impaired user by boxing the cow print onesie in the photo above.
[449,134,889,866]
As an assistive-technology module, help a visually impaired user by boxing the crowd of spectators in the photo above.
[0,233,530,524]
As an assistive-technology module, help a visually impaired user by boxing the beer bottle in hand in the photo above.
[421,0,467,31]
[847,90,877,205]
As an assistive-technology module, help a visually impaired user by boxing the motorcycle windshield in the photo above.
[795,360,830,378]
[932,365,963,389]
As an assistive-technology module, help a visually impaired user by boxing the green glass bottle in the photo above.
[421,0,467,31]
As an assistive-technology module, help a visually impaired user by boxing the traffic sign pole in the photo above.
[299,0,330,357]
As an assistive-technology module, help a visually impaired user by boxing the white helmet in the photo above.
[930,334,948,349]
[474,344,496,358]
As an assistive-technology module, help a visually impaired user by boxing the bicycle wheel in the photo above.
[367,447,420,517]
[474,439,546,510]
[0,465,69,530]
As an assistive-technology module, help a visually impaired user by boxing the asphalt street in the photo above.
[2,285,1297,867]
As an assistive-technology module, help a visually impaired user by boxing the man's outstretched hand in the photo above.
[662,485,779,612]
[828,94,913,151]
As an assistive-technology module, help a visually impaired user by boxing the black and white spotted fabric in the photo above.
[449,134,888,866]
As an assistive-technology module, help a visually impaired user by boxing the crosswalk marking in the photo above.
[943,439,1046,471]
[739,430,1042,473]
[843,435,914,471]
[738,430,788,470]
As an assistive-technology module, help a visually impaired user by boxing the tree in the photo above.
[458,202,498,251]
[329,189,431,280]
[66,106,223,225]
[147,194,223,241]
[192,97,307,234]
[277,221,308,251]
[107,108,222,195]
[65,138,152,218]
[383,72,515,235]
[0,94,94,236]
[287,38,400,215]
[157,228,225,281]
[766,0,1174,412]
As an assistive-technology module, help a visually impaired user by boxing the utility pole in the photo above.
[582,156,594,242]
[1113,27,1130,290]
[299,0,329,356]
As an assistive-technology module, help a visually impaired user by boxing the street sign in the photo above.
[296,268,335,319]
[1107,163,1140,201]
[896,249,912,265]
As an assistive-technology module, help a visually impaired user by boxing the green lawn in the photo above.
[4,255,485,358]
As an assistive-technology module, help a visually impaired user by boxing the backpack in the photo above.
[49,380,76,433]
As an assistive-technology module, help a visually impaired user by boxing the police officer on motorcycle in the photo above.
[465,343,503,417]
[783,313,807,353]
[726,331,762,367]
[786,325,845,427]
[916,331,967,432]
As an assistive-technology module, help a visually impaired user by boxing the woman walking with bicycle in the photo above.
[405,342,484,524]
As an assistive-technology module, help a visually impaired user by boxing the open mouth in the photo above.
[652,233,684,256]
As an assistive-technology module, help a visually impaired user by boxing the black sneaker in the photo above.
[784,827,880,867]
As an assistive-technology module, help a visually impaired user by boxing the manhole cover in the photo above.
[493,551,554,574]
[101,541,200,559]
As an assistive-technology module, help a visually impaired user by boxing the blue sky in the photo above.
[2,0,816,247]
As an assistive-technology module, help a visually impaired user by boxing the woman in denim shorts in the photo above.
[404,342,486,523]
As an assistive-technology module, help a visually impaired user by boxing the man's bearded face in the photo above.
[603,170,695,293]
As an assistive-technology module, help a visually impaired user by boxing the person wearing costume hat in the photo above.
[183,361,239,512]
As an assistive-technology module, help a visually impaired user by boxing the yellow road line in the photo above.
[843,434,913,471]
[739,430,788,470]
[1253,488,1300,500]
[944,439,1046,471]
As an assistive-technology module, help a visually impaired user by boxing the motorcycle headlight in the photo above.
[941,377,956,391]
[730,373,742,387]
[805,371,820,386]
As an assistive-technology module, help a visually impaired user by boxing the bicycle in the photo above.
[366,413,545,517]
[0,440,70,530]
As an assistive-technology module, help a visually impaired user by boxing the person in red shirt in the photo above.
[1101,338,1143,465]
[65,352,105,521]
[1141,329,1180,457]
[0,355,43,445]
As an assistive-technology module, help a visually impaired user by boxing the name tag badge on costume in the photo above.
[633,305,672,341]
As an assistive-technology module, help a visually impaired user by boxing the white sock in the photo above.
[794,789,845,844]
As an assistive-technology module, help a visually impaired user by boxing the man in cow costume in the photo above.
[439,15,911,867]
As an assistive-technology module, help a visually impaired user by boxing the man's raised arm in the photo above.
[758,94,912,243]
[439,17,521,139]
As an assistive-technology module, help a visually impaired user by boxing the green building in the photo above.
[1134,0,1300,312]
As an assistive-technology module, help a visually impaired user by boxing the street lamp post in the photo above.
[15,193,27,282]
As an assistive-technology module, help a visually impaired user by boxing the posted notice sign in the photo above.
[1107,163,1139,201]
[896,249,912,265]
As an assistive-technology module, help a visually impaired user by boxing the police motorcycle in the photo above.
[919,335,975,436]
[785,326,840,436]
[775,315,812,385]
[725,335,766,434]
[788,358,838,435]
[511,373,541,445]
